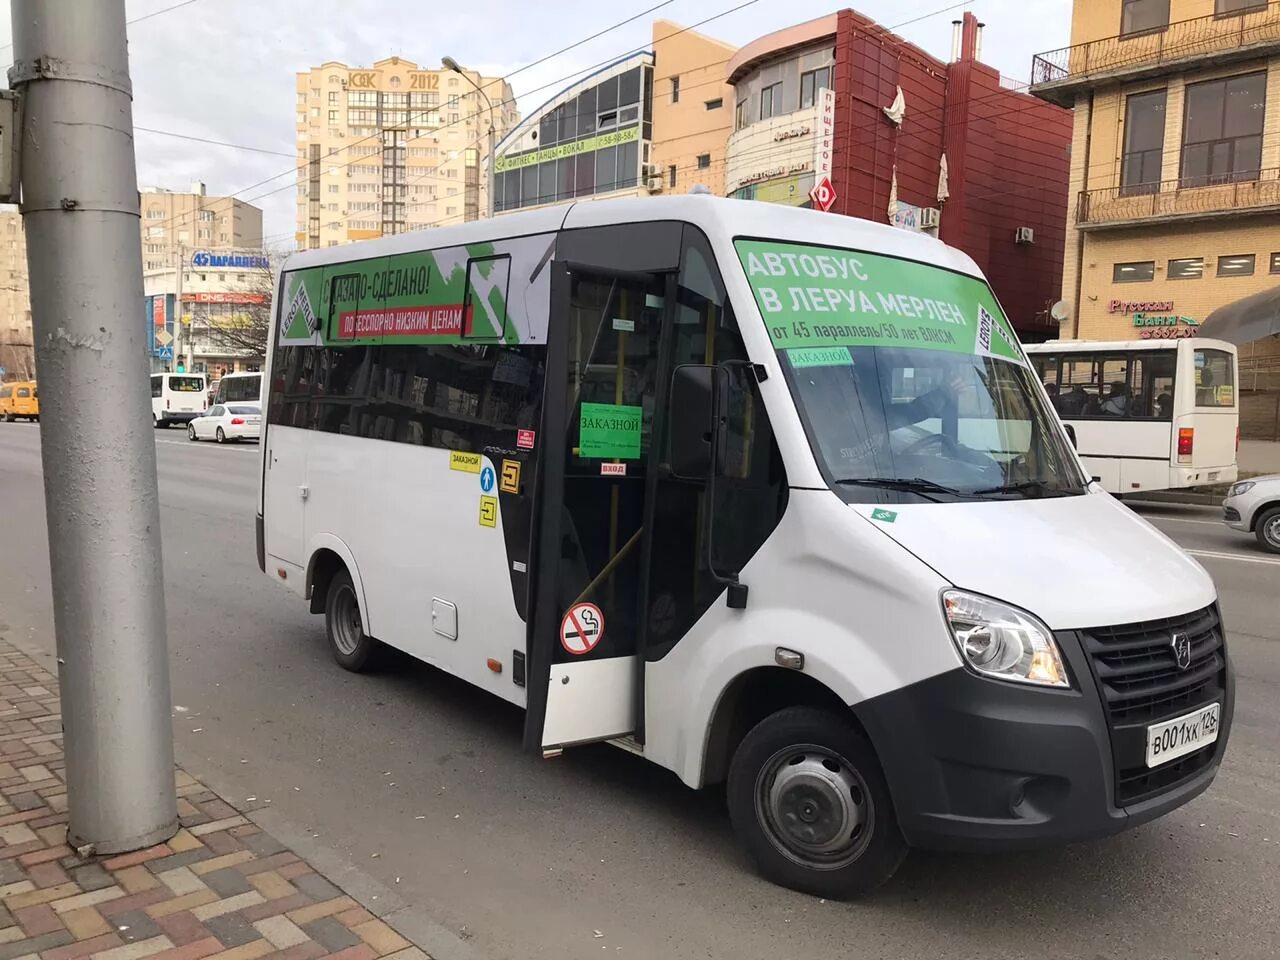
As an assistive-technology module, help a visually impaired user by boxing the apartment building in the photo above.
[296,57,517,248]
[140,182,263,271]
[1030,0,1280,435]
[0,210,32,381]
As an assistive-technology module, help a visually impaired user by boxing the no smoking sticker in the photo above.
[560,602,603,656]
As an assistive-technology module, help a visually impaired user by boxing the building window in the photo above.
[1217,254,1255,276]
[1180,71,1266,187]
[800,67,831,109]
[697,154,711,169]
[670,77,680,103]
[1119,89,1166,195]
[705,97,722,110]
[390,76,401,88]
[1216,0,1266,14]
[668,165,677,188]
[760,82,782,120]
[1113,261,1155,282]
[1167,257,1204,279]
[1121,0,1169,35]
[735,98,748,130]
[1271,252,1280,274]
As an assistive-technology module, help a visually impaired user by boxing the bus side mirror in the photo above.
[669,364,718,479]
[1063,424,1077,448]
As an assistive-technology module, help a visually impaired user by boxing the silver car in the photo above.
[1223,474,1280,554]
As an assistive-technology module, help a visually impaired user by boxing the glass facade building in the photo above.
[494,54,654,213]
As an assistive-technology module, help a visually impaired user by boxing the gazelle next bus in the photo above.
[1026,339,1239,496]
[258,198,1232,897]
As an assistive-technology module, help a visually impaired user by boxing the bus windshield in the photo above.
[735,239,1085,502]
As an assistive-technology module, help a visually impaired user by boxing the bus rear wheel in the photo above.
[324,569,378,672]
[727,707,906,900]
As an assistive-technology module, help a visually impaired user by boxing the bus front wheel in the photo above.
[324,568,378,672]
[727,707,906,899]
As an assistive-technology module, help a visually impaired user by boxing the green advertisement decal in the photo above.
[579,402,642,460]
[734,240,1023,364]
[279,234,556,349]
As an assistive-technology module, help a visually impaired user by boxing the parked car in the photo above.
[187,403,261,443]
[1222,475,1280,553]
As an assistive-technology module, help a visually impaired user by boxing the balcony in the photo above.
[1076,168,1280,229]
[1031,2,1280,106]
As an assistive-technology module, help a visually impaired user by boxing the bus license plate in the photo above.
[1146,703,1220,768]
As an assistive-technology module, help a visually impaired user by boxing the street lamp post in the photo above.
[442,57,496,219]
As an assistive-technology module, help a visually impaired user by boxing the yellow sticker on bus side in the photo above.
[450,451,482,473]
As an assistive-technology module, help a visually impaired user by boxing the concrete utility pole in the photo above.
[8,0,178,854]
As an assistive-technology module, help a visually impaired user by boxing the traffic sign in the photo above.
[810,176,837,212]
[560,602,604,655]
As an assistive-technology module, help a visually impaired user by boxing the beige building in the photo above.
[1030,0,1280,343]
[1030,0,1280,437]
[296,57,517,248]
[651,20,735,196]
[0,210,32,380]
[140,182,263,272]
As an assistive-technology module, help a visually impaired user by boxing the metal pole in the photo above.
[8,0,178,854]
[173,244,184,372]
[487,118,496,219]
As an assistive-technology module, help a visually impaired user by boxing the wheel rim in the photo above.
[1265,515,1280,548]
[755,743,874,870]
[188,426,196,439]
[331,584,363,656]
[217,429,224,442]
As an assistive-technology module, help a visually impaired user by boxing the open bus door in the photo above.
[523,258,677,755]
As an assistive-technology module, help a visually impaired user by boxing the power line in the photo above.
[135,126,298,158]
[1,0,214,54]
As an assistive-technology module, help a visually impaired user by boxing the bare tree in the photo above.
[193,264,275,363]
[0,338,36,381]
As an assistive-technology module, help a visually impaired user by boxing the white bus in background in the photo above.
[258,198,1232,898]
[212,371,264,406]
[150,372,207,428]
[1026,339,1239,495]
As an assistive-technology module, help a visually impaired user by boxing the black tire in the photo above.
[1255,505,1280,555]
[324,569,378,671]
[4,412,14,422]
[153,415,163,429]
[187,424,198,441]
[727,707,906,899]
[215,427,226,444]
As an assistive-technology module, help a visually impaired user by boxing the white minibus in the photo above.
[151,372,207,427]
[258,198,1233,898]
[213,371,264,406]
[1026,339,1238,495]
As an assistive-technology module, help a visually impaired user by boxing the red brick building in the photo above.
[724,11,1071,339]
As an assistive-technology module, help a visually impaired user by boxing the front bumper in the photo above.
[1222,498,1246,531]
[854,630,1233,852]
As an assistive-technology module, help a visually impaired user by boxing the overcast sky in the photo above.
[2,0,1071,248]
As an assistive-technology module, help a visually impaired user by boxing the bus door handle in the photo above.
[298,485,310,501]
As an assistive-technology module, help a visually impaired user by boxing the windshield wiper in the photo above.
[972,479,1070,498]
[833,477,967,502]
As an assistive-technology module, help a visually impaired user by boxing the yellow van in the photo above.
[0,381,38,421]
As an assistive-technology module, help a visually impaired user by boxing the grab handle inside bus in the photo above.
[1063,424,1077,449]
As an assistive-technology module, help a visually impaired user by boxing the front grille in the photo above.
[1079,605,1227,806]
[1223,506,1241,522]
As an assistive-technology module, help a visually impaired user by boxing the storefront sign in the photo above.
[891,201,924,232]
[192,250,271,270]
[1134,313,1199,339]
[737,161,811,189]
[182,292,268,305]
[494,125,639,173]
[814,88,836,184]
[1109,298,1173,313]
[774,125,811,142]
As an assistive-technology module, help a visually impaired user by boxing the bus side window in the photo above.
[151,376,162,399]
[1128,353,1175,419]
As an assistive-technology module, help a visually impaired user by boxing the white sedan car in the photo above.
[1222,474,1280,554]
[187,403,261,443]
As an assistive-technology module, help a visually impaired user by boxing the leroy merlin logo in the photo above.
[282,283,318,340]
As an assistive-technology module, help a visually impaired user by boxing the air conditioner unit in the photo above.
[642,163,661,179]
[919,207,941,229]
[646,176,664,194]
[1015,226,1035,244]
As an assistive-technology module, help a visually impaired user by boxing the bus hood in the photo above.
[848,491,1216,631]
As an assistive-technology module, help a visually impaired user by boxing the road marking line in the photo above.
[1185,548,1280,566]
[1143,516,1222,526]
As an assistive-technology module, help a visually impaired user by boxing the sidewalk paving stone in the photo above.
[0,638,438,960]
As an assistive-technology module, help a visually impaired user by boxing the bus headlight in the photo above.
[942,590,1070,689]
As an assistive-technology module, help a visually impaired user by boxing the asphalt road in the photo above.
[1,421,1278,960]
